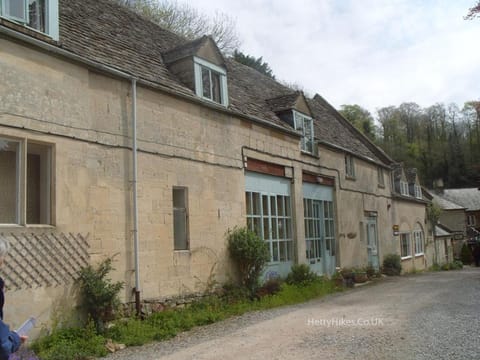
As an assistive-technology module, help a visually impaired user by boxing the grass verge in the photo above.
[31,278,340,360]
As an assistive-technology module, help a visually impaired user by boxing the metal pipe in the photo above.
[131,78,141,316]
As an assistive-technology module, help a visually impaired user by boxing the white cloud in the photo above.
[190,0,480,115]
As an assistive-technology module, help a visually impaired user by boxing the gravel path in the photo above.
[102,267,480,360]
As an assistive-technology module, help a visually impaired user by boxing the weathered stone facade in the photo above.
[0,0,430,333]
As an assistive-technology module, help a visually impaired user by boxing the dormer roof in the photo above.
[163,35,225,67]
[266,92,312,117]
[405,168,419,184]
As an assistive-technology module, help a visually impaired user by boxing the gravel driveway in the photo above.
[102,267,480,360]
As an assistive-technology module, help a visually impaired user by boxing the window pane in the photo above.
[277,196,284,216]
[201,67,211,99]
[0,139,19,224]
[173,208,187,250]
[272,241,279,262]
[263,218,269,240]
[28,0,45,32]
[252,192,261,215]
[5,0,26,20]
[270,196,276,216]
[211,72,222,103]
[279,241,286,261]
[173,188,185,208]
[262,195,269,216]
[272,218,278,239]
[278,218,285,239]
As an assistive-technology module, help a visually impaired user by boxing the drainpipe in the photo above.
[131,78,141,316]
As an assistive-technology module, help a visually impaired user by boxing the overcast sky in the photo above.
[190,0,480,116]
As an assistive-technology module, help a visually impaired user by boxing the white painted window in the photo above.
[0,0,59,40]
[377,167,385,187]
[0,137,53,225]
[173,187,189,250]
[400,233,411,258]
[400,181,409,196]
[413,229,424,255]
[246,191,293,263]
[414,185,422,199]
[345,154,355,178]
[467,214,476,226]
[293,111,314,154]
[194,57,228,106]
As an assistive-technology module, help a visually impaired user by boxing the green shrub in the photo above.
[429,263,441,271]
[441,263,451,271]
[31,322,107,360]
[226,227,269,294]
[453,260,464,269]
[460,243,473,265]
[382,254,402,276]
[77,256,124,332]
[285,264,318,286]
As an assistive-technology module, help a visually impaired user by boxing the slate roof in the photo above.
[442,188,480,211]
[430,192,466,211]
[163,35,215,64]
[435,224,453,237]
[23,0,392,165]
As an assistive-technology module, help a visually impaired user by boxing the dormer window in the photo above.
[414,185,422,199]
[1,0,59,40]
[293,111,314,153]
[194,57,228,106]
[400,181,409,196]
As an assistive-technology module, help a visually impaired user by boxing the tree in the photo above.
[117,0,241,54]
[339,104,376,141]
[233,50,275,79]
[466,1,480,19]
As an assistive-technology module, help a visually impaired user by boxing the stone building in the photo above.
[0,0,429,329]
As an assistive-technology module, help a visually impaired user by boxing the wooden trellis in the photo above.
[0,232,90,290]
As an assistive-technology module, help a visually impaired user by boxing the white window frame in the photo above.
[0,136,53,226]
[413,229,424,256]
[245,191,293,263]
[194,56,228,107]
[345,154,355,178]
[293,111,314,154]
[0,0,59,40]
[400,232,411,259]
[414,185,422,199]
[400,181,409,196]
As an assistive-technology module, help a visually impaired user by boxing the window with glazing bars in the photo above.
[246,191,293,262]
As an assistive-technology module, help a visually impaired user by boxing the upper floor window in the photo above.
[377,167,385,187]
[0,0,59,40]
[414,185,422,199]
[194,57,228,106]
[293,111,314,154]
[400,181,409,196]
[345,154,355,178]
[0,136,53,225]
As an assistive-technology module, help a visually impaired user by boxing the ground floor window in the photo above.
[246,191,293,262]
[173,187,189,250]
[413,229,424,255]
[400,233,411,258]
[0,137,52,225]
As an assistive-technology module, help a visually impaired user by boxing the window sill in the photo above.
[414,253,424,257]
[401,256,412,261]
[378,184,385,189]
[0,224,55,228]
[0,17,57,44]
[173,249,190,253]
[345,175,356,181]
[300,150,319,159]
